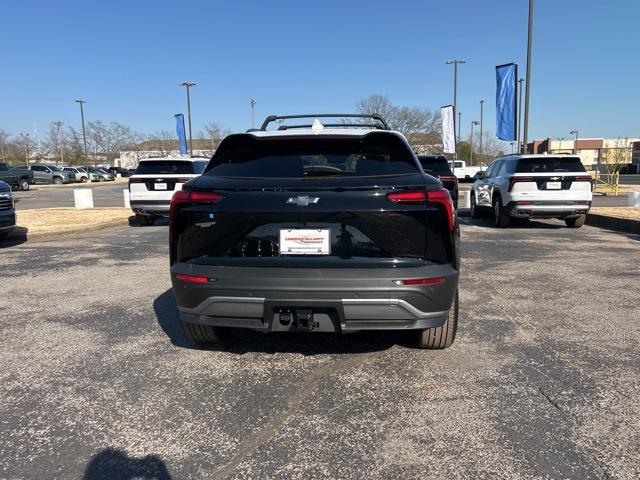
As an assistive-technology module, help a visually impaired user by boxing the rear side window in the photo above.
[516,157,585,173]
[136,161,202,175]
[205,133,419,178]
[418,156,453,175]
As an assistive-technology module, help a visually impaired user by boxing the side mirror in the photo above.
[474,172,484,180]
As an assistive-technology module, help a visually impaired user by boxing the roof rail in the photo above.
[259,113,389,131]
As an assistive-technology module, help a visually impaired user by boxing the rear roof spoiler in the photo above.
[259,114,389,131]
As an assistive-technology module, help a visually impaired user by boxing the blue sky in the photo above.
[1,0,638,142]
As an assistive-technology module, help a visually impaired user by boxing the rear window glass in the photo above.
[205,133,419,178]
[136,160,207,175]
[516,157,585,173]
[418,156,453,175]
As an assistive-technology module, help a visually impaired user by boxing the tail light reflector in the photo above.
[394,277,445,286]
[438,175,458,183]
[575,175,592,182]
[128,177,145,190]
[386,188,454,232]
[176,274,209,284]
[508,176,534,192]
[177,177,191,184]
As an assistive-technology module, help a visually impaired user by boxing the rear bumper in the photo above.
[130,199,170,215]
[506,201,590,219]
[171,263,458,332]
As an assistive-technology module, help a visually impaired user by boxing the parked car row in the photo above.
[0,180,16,238]
[0,163,130,188]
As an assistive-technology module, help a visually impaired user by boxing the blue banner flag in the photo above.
[495,63,517,141]
[175,114,188,155]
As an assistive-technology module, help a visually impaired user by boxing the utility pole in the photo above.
[446,59,466,156]
[21,133,30,166]
[75,99,88,175]
[518,78,524,152]
[479,100,484,159]
[250,98,256,129]
[180,81,196,155]
[523,0,534,153]
[471,121,479,164]
[457,111,462,147]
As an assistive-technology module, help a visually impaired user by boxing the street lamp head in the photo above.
[472,121,480,126]
[75,99,86,103]
[570,130,578,135]
[180,81,196,87]
[446,59,466,64]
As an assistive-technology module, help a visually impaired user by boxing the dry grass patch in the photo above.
[17,208,131,237]
[590,207,640,221]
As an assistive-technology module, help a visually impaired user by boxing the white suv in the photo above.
[128,157,209,225]
[470,155,592,228]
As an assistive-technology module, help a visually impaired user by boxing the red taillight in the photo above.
[508,176,534,192]
[575,175,592,182]
[395,277,445,286]
[387,188,454,232]
[176,274,209,284]
[386,191,427,204]
[517,200,531,205]
[438,175,458,183]
[169,190,224,232]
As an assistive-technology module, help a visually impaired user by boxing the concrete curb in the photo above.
[586,214,640,235]
[33,179,128,190]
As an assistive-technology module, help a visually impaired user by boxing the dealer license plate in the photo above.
[279,229,331,255]
[155,183,167,190]
[546,181,561,190]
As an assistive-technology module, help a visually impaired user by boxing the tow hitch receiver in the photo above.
[293,309,319,331]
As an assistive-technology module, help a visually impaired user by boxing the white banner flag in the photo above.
[441,105,456,154]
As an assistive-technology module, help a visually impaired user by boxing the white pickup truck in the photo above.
[449,160,487,182]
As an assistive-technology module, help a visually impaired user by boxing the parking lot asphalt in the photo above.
[1,220,639,479]
[13,183,128,210]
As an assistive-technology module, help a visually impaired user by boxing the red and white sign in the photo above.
[279,229,330,255]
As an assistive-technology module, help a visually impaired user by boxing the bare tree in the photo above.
[603,137,632,173]
[199,122,231,152]
[0,129,9,161]
[86,121,135,164]
[355,94,441,146]
[43,121,66,165]
[13,134,38,166]
[146,130,176,156]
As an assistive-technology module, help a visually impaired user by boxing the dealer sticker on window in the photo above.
[279,229,330,255]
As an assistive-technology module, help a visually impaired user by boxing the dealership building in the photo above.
[527,137,640,170]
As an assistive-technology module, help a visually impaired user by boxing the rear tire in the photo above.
[493,197,511,228]
[136,214,155,226]
[565,214,586,228]
[470,193,481,218]
[53,177,63,185]
[182,322,232,343]
[81,176,88,183]
[415,289,459,349]
[19,179,30,191]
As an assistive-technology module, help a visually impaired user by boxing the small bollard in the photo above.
[123,189,130,209]
[461,190,471,209]
[629,192,640,207]
[74,189,94,209]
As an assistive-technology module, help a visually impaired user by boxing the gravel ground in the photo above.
[0,219,639,479]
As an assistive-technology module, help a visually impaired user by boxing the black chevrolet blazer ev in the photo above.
[169,115,460,349]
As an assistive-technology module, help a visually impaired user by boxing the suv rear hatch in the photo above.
[508,157,592,200]
[170,132,456,268]
[129,159,208,194]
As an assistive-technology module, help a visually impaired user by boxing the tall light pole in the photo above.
[518,78,524,152]
[479,100,484,159]
[250,98,256,129]
[180,81,196,155]
[457,111,462,147]
[523,0,534,153]
[570,130,579,155]
[20,133,30,166]
[447,59,466,156]
[75,99,88,174]
[470,121,479,164]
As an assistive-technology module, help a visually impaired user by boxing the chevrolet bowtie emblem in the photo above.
[286,196,320,207]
